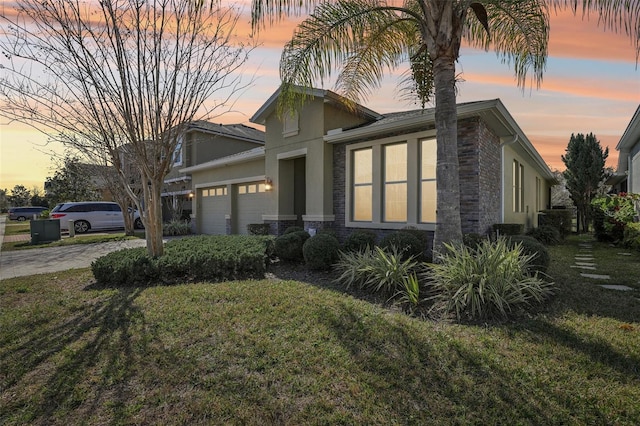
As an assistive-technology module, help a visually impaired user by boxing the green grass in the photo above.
[0,235,639,424]
[1,221,144,251]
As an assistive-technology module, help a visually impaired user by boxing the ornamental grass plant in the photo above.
[427,238,555,321]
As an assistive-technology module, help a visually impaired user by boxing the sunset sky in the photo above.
[0,2,638,192]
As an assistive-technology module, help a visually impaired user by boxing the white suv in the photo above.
[50,201,143,234]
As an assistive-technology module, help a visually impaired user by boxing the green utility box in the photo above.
[30,219,61,244]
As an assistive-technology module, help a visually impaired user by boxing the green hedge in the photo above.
[247,223,271,235]
[274,230,310,261]
[492,223,524,236]
[538,209,572,237]
[303,233,341,270]
[92,235,274,286]
[623,222,640,251]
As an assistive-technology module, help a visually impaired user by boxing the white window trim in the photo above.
[173,135,184,167]
[344,130,436,231]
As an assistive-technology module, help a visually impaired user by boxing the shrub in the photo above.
[623,222,640,251]
[274,230,310,261]
[400,227,429,249]
[247,223,271,235]
[462,233,487,249]
[92,235,273,286]
[334,246,424,296]
[492,223,524,236]
[343,229,377,252]
[162,219,191,236]
[592,193,640,242]
[506,235,550,275]
[303,233,341,270]
[538,209,572,237]
[526,225,561,245]
[380,231,424,260]
[283,226,305,234]
[428,239,555,321]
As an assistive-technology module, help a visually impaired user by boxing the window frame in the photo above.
[345,130,437,231]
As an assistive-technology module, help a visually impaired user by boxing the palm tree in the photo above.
[251,0,639,253]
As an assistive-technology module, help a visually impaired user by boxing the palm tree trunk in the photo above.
[432,54,462,255]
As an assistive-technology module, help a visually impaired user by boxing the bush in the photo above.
[247,223,271,235]
[526,225,561,245]
[399,226,429,249]
[162,219,191,236]
[303,233,341,270]
[592,193,640,242]
[274,230,310,261]
[380,231,424,260]
[283,226,305,234]
[462,233,487,249]
[428,239,555,321]
[334,246,424,297]
[623,222,640,251]
[343,229,377,252]
[538,209,572,237]
[506,235,550,275]
[492,223,524,236]
[92,235,273,286]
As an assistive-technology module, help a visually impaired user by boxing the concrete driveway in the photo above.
[0,216,147,280]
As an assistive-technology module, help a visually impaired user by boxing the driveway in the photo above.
[0,216,147,280]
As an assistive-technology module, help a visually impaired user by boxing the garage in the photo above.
[200,186,228,234]
[235,182,267,234]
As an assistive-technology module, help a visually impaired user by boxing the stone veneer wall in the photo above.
[330,115,501,246]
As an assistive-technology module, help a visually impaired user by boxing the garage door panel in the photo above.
[236,182,266,235]
[201,187,227,235]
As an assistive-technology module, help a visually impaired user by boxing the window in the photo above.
[384,143,407,222]
[173,136,184,166]
[347,133,437,228]
[352,148,373,221]
[420,138,437,223]
[513,160,525,212]
[237,183,266,195]
[283,111,299,137]
[535,177,541,212]
[202,186,227,197]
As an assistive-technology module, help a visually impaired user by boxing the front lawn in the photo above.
[0,236,638,424]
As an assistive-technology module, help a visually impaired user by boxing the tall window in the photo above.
[352,148,373,221]
[420,138,437,223]
[173,136,184,166]
[535,176,541,212]
[513,160,525,212]
[384,143,407,222]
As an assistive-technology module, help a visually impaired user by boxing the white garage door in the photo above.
[201,186,228,234]
[235,182,267,234]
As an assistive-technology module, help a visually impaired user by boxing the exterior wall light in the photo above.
[265,177,273,191]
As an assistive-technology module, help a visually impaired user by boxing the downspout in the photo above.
[500,135,519,224]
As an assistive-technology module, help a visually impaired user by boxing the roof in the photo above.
[186,121,264,145]
[179,146,265,174]
[250,85,382,125]
[324,98,555,181]
[614,105,640,173]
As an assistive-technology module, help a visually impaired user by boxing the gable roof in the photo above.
[325,98,555,181]
[186,121,264,144]
[250,85,382,125]
[614,105,640,173]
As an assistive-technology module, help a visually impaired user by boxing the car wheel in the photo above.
[134,218,144,229]
[17,216,26,221]
[74,220,90,234]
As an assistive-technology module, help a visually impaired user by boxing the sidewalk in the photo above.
[0,216,147,280]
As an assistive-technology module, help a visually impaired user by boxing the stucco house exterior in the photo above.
[608,105,640,194]
[181,87,555,243]
[162,120,265,220]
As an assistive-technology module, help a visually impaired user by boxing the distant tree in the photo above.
[0,188,9,212]
[562,133,609,233]
[45,155,102,205]
[9,185,31,207]
[0,0,253,257]
[30,186,48,208]
[550,169,573,208]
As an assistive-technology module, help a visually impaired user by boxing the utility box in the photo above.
[30,219,61,244]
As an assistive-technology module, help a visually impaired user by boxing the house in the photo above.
[181,87,555,244]
[162,120,265,221]
[608,105,640,194]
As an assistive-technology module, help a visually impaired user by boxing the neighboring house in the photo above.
[164,121,265,220]
[183,86,555,245]
[608,105,640,194]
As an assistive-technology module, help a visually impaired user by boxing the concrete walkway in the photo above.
[0,216,147,280]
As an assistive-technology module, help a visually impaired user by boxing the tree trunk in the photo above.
[144,179,165,257]
[432,55,463,255]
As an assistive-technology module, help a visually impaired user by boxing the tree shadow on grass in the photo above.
[0,285,150,424]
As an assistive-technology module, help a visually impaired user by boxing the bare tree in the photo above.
[0,0,254,256]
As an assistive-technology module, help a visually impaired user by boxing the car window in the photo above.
[64,204,89,212]
[107,204,122,212]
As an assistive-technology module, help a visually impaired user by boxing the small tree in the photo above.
[562,133,608,233]
[8,185,31,207]
[45,154,102,205]
[0,0,253,256]
[0,189,8,212]
[30,186,48,208]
